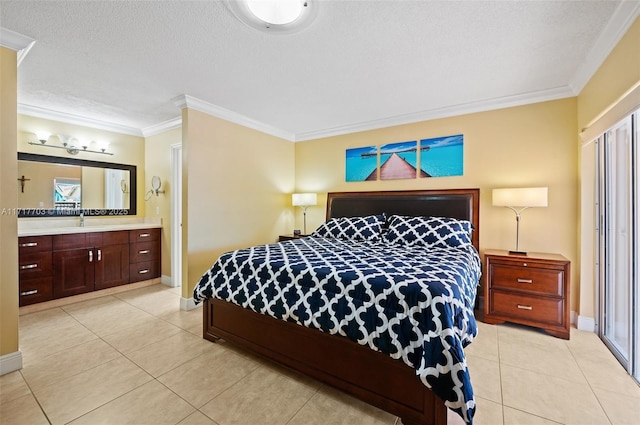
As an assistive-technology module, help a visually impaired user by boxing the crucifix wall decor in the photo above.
[17,175,30,193]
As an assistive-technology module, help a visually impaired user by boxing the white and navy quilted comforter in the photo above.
[194,236,481,423]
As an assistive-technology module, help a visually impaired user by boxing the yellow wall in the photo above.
[17,115,146,217]
[0,46,19,358]
[145,127,182,280]
[182,108,295,297]
[577,16,640,322]
[296,98,580,311]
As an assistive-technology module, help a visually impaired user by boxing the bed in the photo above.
[194,189,481,425]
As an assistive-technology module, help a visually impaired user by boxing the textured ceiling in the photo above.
[0,0,638,140]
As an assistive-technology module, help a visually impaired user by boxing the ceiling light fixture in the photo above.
[225,0,317,34]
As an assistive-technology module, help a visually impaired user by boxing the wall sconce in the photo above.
[145,176,165,200]
[492,187,548,255]
[292,192,317,235]
[28,132,113,156]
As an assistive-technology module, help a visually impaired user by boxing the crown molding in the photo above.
[141,116,182,137]
[294,86,575,142]
[569,0,640,95]
[0,27,36,66]
[172,94,296,141]
[18,103,144,137]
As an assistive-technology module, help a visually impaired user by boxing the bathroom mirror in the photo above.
[17,152,137,217]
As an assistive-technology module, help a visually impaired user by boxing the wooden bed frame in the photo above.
[203,189,480,425]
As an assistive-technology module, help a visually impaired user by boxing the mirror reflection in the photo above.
[17,153,136,217]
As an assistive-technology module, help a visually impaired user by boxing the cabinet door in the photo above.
[53,249,95,298]
[95,244,130,290]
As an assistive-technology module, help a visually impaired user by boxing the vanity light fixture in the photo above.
[225,0,317,34]
[28,133,114,156]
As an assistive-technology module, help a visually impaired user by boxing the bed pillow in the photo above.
[311,214,385,241]
[384,215,473,248]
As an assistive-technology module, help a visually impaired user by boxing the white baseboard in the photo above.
[180,297,201,311]
[0,351,23,376]
[577,315,596,332]
[161,275,175,287]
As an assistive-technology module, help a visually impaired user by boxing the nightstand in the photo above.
[278,234,308,242]
[483,249,571,339]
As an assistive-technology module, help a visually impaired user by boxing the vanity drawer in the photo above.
[19,277,53,306]
[18,236,52,255]
[129,228,160,244]
[19,251,53,279]
[129,261,158,282]
[489,291,564,326]
[489,264,564,296]
[130,241,158,263]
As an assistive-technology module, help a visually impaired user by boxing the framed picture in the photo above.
[346,146,378,181]
[379,141,420,180]
[419,134,463,177]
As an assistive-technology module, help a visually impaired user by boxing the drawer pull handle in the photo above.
[20,289,38,296]
[517,304,533,310]
[89,250,93,262]
[97,249,102,262]
[517,278,533,284]
[19,242,38,247]
[139,233,150,238]
[20,264,38,270]
[139,250,150,254]
[139,269,150,274]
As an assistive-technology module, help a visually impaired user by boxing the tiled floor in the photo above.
[2,284,639,425]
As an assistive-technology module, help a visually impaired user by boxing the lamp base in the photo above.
[508,250,528,256]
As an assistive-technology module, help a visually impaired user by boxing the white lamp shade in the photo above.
[492,187,548,207]
[292,193,317,207]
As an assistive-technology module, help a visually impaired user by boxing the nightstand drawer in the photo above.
[490,264,564,296]
[490,291,564,326]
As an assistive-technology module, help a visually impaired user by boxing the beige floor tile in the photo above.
[19,307,75,330]
[0,371,31,405]
[473,397,503,425]
[288,386,396,425]
[125,329,216,377]
[19,319,98,365]
[21,338,121,391]
[0,393,49,425]
[572,345,640,398]
[446,408,465,425]
[465,321,499,362]
[116,288,180,317]
[497,323,568,352]
[61,294,122,313]
[498,334,587,385]
[160,307,203,333]
[158,343,260,408]
[101,317,183,353]
[68,380,195,425]
[566,327,610,355]
[200,364,321,425]
[32,356,152,425]
[503,407,561,424]
[466,354,501,404]
[501,363,610,424]
[593,387,640,425]
[178,410,218,425]
[65,298,156,336]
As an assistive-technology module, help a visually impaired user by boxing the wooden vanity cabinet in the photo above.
[18,235,54,306]
[129,228,161,283]
[52,231,130,298]
[19,227,160,306]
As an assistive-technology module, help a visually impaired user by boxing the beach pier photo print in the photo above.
[419,134,464,177]
[345,146,378,181]
[379,141,422,180]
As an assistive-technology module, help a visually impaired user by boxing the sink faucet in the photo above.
[79,211,84,227]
